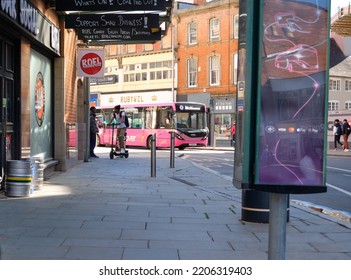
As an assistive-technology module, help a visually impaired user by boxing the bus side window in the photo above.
[159,106,173,129]
[133,108,144,129]
[165,111,173,128]
[145,107,157,129]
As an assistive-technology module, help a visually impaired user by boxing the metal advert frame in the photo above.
[253,0,329,194]
[233,0,259,190]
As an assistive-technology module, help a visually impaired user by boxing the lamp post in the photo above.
[171,23,176,102]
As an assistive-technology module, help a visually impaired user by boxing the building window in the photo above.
[210,18,220,42]
[328,101,339,111]
[129,73,135,82]
[144,44,153,51]
[233,53,238,84]
[210,55,220,86]
[329,79,340,91]
[135,73,141,81]
[108,45,118,56]
[187,57,197,87]
[128,45,136,53]
[163,61,172,68]
[345,80,351,91]
[156,71,162,79]
[345,101,351,110]
[188,22,197,45]
[233,14,239,39]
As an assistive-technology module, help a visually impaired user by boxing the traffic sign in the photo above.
[56,0,167,12]
[65,13,160,29]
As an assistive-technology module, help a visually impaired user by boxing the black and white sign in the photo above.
[77,27,161,41]
[65,13,160,29]
[56,0,166,12]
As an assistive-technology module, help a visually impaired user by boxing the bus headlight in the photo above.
[175,133,184,140]
[201,127,209,140]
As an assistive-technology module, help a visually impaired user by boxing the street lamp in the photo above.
[171,23,176,102]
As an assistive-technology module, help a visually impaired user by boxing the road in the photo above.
[174,149,351,216]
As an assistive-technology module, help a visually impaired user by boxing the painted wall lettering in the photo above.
[20,0,39,35]
[1,0,17,20]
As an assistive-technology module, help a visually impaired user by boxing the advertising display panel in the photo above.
[254,0,329,193]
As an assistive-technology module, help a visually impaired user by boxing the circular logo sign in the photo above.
[34,72,45,127]
[80,52,103,75]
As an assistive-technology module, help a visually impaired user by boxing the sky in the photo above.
[331,0,350,15]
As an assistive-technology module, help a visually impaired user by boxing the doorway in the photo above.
[0,37,16,188]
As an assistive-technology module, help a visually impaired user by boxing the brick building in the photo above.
[174,0,239,144]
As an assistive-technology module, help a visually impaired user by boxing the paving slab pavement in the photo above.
[0,147,350,260]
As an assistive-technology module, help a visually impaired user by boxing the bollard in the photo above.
[268,193,289,260]
[151,134,156,177]
[170,131,175,168]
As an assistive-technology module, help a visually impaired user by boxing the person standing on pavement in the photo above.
[108,105,127,153]
[342,119,350,152]
[333,119,343,150]
[231,121,236,146]
[90,106,99,158]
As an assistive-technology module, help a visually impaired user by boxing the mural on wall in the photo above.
[34,72,45,127]
[30,49,52,159]
[256,0,329,187]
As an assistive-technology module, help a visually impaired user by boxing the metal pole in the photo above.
[170,132,175,168]
[268,192,288,260]
[84,77,90,162]
[171,23,175,102]
[151,134,156,177]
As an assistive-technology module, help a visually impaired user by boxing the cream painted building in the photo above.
[90,48,177,108]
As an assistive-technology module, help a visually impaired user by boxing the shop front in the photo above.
[0,0,60,188]
[212,98,236,147]
[177,93,236,147]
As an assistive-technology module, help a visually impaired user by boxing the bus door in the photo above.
[157,107,174,147]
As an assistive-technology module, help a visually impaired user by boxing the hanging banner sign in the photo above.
[77,49,105,78]
[65,13,160,29]
[56,0,166,12]
[77,27,161,41]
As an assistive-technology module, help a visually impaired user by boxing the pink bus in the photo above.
[96,102,209,150]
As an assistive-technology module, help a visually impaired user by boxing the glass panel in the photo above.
[145,107,157,129]
[188,22,197,44]
[5,42,14,72]
[210,18,220,41]
[130,107,144,128]
[210,56,220,85]
[188,58,197,87]
[234,15,239,38]
[0,39,3,68]
[176,111,206,131]
[257,0,329,187]
[158,106,173,128]
[5,78,13,123]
